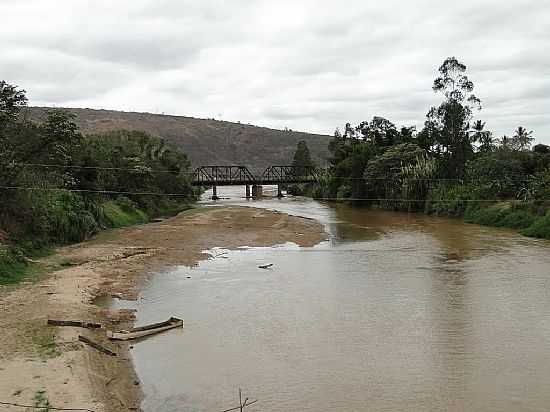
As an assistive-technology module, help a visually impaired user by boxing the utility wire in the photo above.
[0,185,192,197]
[6,163,538,182]
[1,185,547,203]
[12,162,195,175]
[0,401,96,412]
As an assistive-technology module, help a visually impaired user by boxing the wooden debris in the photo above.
[48,320,102,329]
[107,317,183,341]
[78,336,117,357]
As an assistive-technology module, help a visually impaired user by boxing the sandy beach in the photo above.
[0,206,326,412]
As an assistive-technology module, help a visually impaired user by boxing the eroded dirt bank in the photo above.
[0,206,326,412]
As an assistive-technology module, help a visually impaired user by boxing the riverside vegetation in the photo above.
[290,58,550,239]
[0,81,198,284]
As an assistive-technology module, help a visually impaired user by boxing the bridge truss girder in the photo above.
[192,165,320,186]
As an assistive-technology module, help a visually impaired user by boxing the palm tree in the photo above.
[471,120,485,143]
[500,135,511,149]
[512,126,534,151]
[471,120,494,152]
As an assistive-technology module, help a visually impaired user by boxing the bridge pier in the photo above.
[277,185,284,198]
[246,185,251,199]
[252,185,263,198]
[211,185,220,200]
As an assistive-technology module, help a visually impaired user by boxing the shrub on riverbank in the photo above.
[464,202,537,229]
[522,210,550,239]
[101,198,149,228]
[0,246,28,284]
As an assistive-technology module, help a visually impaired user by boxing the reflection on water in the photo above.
[126,187,550,412]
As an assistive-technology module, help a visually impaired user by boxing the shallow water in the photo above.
[125,187,550,412]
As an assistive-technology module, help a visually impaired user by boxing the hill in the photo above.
[24,107,331,172]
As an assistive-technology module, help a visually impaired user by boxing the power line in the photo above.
[7,163,538,183]
[311,197,548,203]
[0,401,96,412]
[12,162,195,175]
[0,185,192,197]
[2,185,548,202]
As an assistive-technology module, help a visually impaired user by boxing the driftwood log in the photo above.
[78,336,117,357]
[48,320,102,329]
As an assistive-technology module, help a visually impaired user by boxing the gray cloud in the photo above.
[0,0,548,143]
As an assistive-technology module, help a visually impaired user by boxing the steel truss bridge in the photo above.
[192,165,320,199]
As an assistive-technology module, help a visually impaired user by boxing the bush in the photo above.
[425,184,475,217]
[0,246,28,284]
[101,200,149,228]
[464,202,537,229]
[336,185,352,200]
[522,210,550,239]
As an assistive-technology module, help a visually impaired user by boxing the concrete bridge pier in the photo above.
[246,185,251,199]
[252,185,263,198]
[211,185,220,200]
[277,185,284,198]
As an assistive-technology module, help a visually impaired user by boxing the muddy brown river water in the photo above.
[117,187,550,411]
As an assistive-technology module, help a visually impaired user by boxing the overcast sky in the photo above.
[1,0,548,143]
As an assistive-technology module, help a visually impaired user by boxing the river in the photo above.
[121,187,550,411]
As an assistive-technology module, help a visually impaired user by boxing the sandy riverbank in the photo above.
[0,206,326,412]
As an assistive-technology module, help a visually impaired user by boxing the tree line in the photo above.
[298,58,550,238]
[0,81,197,282]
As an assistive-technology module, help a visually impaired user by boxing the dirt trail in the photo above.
[0,206,326,412]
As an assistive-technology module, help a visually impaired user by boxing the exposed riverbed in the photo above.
[121,187,550,412]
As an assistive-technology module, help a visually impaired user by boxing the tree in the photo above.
[0,81,27,130]
[369,117,399,146]
[39,110,83,167]
[471,120,494,152]
[354,117,399,146]
[533,144,550,154]
[291,140,314,175]
[399,126,416,143]
[425,57,482,178]
[499,135,512,149]
[511,126,534,151]
[343,122,356,141]
[364,143,429,206]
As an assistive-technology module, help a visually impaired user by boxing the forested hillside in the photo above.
[25,108,331,172]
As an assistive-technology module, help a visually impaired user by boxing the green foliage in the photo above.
[0,80,27,128]
[364,143,430,209]
[291,140,315,170]
[101,199,149,228]
[0,81,197,284]
[522,168,550,202]
[34,389,52,412]
[426,57,481,178]
[464,203,536,229]
[522,210,550,239]
[464,203,550,239]
[425,184,475,217]
[0,246,29,284]
[466,150,527,199]
[314,58,550,239]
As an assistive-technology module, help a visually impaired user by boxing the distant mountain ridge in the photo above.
[25,107,331,172]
